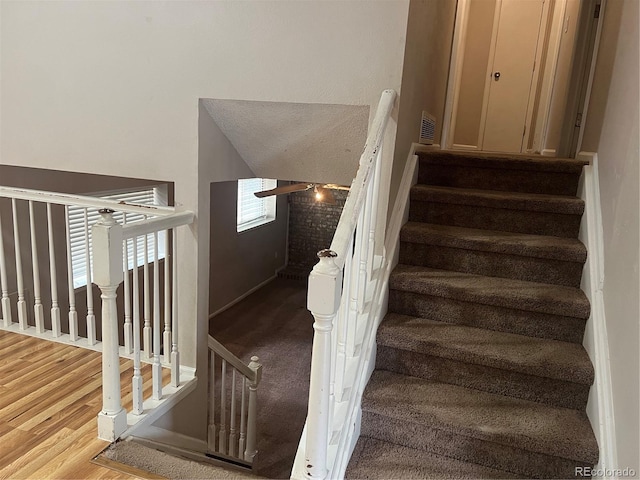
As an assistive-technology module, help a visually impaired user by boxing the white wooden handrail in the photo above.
[295,89,400,480]
[0,186,175,216]
[207,334,262,465]
[207,335,257,381]
[330,89,396,268]
[122,211,194,240]
[0,186,194,444]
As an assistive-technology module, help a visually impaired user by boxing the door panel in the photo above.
[482,0,545,153]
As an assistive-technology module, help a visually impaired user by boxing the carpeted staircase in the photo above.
[346,151,599,479]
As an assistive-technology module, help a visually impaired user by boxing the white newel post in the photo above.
[92,209,127,441]
[305,249,342,480]
[245,355,263,463]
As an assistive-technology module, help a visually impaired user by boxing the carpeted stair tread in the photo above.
[346,437,524,479]
[390,265,590,319]
[410,184,584,215]
[362,370,599,465]
[378,313,594,385]
[400,222,586,262]
[418,150,588,173]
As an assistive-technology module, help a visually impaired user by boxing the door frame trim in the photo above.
[441,0,470,150]
[531,0,569,153]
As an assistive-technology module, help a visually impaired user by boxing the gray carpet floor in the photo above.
[209,278,313,479]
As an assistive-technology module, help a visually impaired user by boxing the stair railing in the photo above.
[0,186,194,441]
[207,335,262,465]
[294,89,399,479]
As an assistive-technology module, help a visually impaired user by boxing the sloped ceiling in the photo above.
[201,99,369,185]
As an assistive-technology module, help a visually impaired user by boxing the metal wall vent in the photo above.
[419,111,436,145]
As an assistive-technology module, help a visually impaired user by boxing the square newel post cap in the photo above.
[307,249,342,315]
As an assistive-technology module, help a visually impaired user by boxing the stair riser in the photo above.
[408,201,581,238]
[360,412,592,479]
[399,243,584,288]
[417,163,581,196]
[388,290,586,343]
[376,345,590,410]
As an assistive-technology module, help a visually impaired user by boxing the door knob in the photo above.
[494,72,501,80]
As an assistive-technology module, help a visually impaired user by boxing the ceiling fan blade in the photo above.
[253,183,312,198]
[323,183,350,191]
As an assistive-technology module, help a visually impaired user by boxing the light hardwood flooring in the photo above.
[0,330,169,479]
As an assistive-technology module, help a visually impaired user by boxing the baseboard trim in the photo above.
[412,142,441,153]
[209,274,278,319]
[577,151,617,476]
[451,143,479,151]
[541,148,557,156]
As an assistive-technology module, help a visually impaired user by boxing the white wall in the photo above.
[1,0,410,441]
[581,0,639,472]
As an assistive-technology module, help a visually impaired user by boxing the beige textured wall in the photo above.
[582,0,639,471]
[580,0,623,152]
[543,0,582,154]
[453,0,496,147]
[391,0,456,213]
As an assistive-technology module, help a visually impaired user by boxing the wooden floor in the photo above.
[0,330,169,479]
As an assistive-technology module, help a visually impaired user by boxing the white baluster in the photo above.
[47,204,61,337]
[132,235,143,415]
[229,369,238,458]
[245,356,262,463]
[143,227,151,359]
[0,209,12,327]
[334,236,353,403]
[239,376,247,459]
[152,231,162,401]
[171,229,180,387]
[305,251,341,478]
[366,148,384,279]
[344,233,358,359]
[29,201,45,334]
[163,229,171,364]
[123,213,133,354]
[65,206,78,341]
[219,359,227,455]
[12,199,28,330]
[358,178,374,306]
[93,209,127,442]
[84,208,96,345]
[353,207,367,314]
[208,351,216,451]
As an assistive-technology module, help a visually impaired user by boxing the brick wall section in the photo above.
[285,188,348,277]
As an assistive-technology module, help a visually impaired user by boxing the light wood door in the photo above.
[481,0,545,153]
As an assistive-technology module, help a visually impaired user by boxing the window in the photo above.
[237,178,277,232]
[68,186,168,288]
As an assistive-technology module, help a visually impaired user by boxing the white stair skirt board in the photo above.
[577,151,617,476]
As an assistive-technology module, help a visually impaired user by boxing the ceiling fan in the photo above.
[254,182,349,204]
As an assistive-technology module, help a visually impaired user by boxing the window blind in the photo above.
[237,178,276,232]
[68,187,167,288]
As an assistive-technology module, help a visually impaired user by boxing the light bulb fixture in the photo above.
[314,185,323,201]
